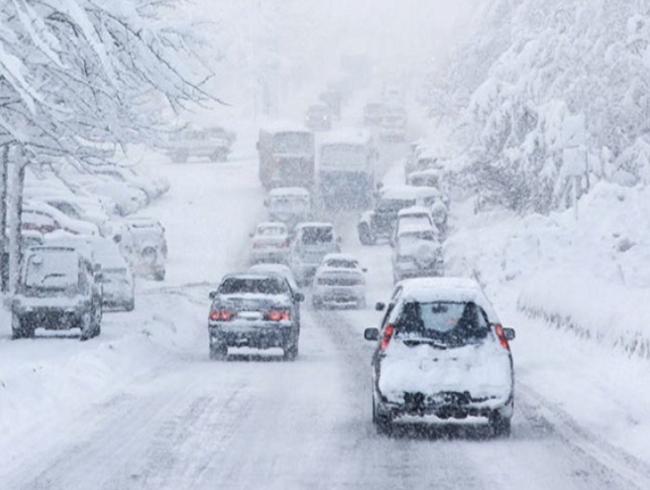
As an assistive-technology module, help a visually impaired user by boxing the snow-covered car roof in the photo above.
[260,121,310,134]
[397,222,437,236]
[398,206,432,217]
[378,185,422,201]
[319,128,373,146]
[397,277,500,322]
[268,187,310,198]
[295,221,334,230]
[322,253,358,263]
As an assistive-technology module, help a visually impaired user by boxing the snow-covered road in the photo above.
[3,152,650,489]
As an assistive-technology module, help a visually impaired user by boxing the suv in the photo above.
[288,222,341,286]
[364,278,515,436]
[11,246,103,340]
[208,273,304,360]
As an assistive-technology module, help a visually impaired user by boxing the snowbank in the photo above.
[445,182,650,357]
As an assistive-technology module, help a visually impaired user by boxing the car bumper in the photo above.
[209,323,294,349]
[313,286,364,305]
[17,308,84,330]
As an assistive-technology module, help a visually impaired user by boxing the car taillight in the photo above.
[494,323,510,351]
[209,310,235,321]
[265,310,290,322]
[380,324,395,351]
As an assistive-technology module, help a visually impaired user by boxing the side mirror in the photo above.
[208,291,217,300]
[503,327,516,341]
[294,292,305,303]
[375,302,386,311]
[113,234,122,244]
[364,328,380,341]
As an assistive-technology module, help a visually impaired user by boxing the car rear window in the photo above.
[23,252,80,293]
[218,277,288,295]
[325,259,357,269]
[394,301,489,345]
[301,227,333,245]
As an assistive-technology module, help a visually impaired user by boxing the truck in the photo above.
[257,123,315,190]
[318,129,377,210]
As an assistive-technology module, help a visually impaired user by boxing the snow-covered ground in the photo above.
[3,126,650,488]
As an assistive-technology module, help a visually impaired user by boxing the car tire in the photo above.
[358,223,376,246]
[372,396,392,435]
[79,312,94,341]
[125,300,135,312]
[209,343,228,361]
[11,314,33,340]
[154,270,166,282]
[283,342,299,361]
[490,412,511,438]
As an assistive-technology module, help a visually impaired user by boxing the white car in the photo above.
[288,222,340,286]
[364,277,516,436]
[249,222,290,264]
[312,253,367,309]
[117,217,167,281]
[45,235,135,311]
[392,223,443,283]
[391,206,438,246]
[22,201,99,237]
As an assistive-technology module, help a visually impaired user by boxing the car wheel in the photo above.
[79,312,94,341]
[490,412,511,438]
[154,270,166,281]
[209,343,228,361]
[283,341,299,361]
[125,300,135,312]
[11,314,33,339]
[372,396,392,435]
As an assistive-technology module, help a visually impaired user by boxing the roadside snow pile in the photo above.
[445,182,650,357]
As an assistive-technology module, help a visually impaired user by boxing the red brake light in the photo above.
[209,310,235,321]
[494,323,510,351]
[380,324,395,351]
[265,310,290,322]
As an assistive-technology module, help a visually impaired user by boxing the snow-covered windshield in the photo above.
[399,230,437,244]
[395,301,489,342]
[320,144,367,169]
[272,132,313,154]
[218,277,288,295]
[23,252,80,294]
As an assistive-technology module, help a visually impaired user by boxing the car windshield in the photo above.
[272,132,313,154]
[395,301,489,344]
[301,227,334,245]
[325,259,357,269]
[218,277,288,295]
[23,252,80,294]
[320,144,367,169]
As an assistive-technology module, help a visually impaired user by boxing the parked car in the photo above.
[358,185,422,245]
[90,165,169,201]
[312,253,367,309]
[207,273,304,360]
[288,222,341,286]
[392,223,443,283]
[46,235,135,311]
[364,277,516,436]
[11,246,103,340]
[249,222,291,264]
[22,201,100,236]
[305,104,332,131]
[37,194,115,236]
[118,217,167,281]
[67,175,146,216]
[165,126,236,163]
[265,187,311,230]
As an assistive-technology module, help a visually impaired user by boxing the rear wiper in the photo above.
[403,339,448,349]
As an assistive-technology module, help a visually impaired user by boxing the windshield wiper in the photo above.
[403,338,448,349]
